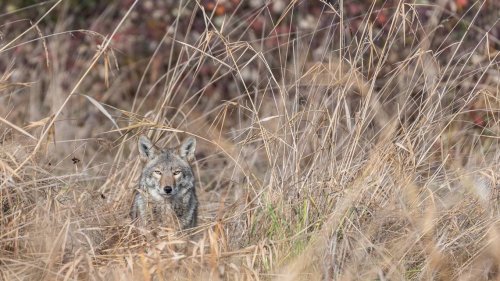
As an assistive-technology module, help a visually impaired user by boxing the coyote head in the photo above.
[137,135,196,201]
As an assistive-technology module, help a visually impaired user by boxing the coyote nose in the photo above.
[164,186,172,194]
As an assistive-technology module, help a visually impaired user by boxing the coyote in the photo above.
[130,135,198,231]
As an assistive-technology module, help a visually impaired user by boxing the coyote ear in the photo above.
[179,137,196,162]
[138,135,156,161]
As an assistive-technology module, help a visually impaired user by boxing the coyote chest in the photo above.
[130,135,198,231]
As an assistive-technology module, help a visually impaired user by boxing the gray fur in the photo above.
[131,135,198,231]
[179,137,196,162]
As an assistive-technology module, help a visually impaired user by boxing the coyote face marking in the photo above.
[130,135,198,230]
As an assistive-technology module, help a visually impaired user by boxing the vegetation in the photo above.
[0,0,499,280]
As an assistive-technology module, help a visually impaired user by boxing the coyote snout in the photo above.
[130,135,198,231]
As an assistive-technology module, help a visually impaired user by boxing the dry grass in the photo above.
[0,0,499,280]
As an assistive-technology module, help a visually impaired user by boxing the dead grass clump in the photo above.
[0,0,499,280]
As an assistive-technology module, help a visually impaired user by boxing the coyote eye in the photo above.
[173,170,182,176]
[153,170,162,176]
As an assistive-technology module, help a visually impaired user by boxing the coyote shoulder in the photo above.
[130,135,198,231]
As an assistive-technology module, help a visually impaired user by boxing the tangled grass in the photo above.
[0,0,499,280]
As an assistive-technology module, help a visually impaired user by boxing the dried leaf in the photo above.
[83,95,122,135]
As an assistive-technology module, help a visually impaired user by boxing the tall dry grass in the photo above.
[0,0,499,280]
